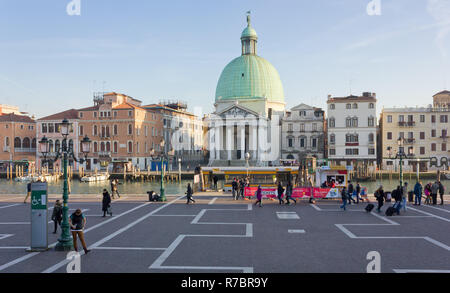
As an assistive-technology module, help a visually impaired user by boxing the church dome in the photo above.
[215,55,285,103]
[215,13,285,104]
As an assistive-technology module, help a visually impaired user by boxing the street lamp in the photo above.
[178,157,182,183]
[245,152,250,177]
[386,137,411,188]
[39,120,91,251]
[159,139,167,202]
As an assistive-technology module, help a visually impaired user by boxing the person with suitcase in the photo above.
[285,180,296,205]
[393,186,403,215]
[102,189,112,217]
[374,186,384,213]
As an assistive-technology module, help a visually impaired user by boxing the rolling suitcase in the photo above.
[365,204,375,212]
[385,207,395,216]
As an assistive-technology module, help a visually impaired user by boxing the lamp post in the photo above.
[178,157,182,183]
[245,152,250,177]
[39,119,91,251]
[386,137,413,188]
[159,139,167,202]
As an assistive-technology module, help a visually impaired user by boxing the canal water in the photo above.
[0,178,448,196]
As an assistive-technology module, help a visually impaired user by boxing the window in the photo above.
[288,124,293,131]
[311,138,317,148]
[94,112,97,118]
[443,143,447,152]
[399,115,404,123]
[387,161,393,166]
[42,124,47,133]
[113,142,118,153]
[100,142,105,152]
[420,132,425,140]
[369,133,374,143]
[431,143,436,151]
[93,125,98,136]
[330,134,336,145]
[352,117,358,127]
[442,129,448,138]
[79,125,84,136]
[145,126,148,137]
[288,138,293,147]
[300,137,306,148]
[368,148,375,155]
[5,137,9,147]
[387,132,392,140]
[346,117,352,128]
[113,125,118,136]
[408,132,414,139]
[106,126,110,137]
[330,104,335,110]
[346,134,359,143]
[432,115,436,123]
[79,112,83,118]
[352,103,358,109]
[387,115,392,123]
[55,140,60,152]
[329,118,335,128]
[368,117,375,127]
[329,149,336,156]
[128,111,132,117]
[408,115,414,123]
[100,112,104,118]
[440,115,448,123]
[128,124,133,135]
[369,103,374,109]
[312,123,317,131]
[114,111,117,117]
[346,104,351,109]
[93,142,98,153]
[300,124,305,132]
[420,115,425,123]
[128,141,133,153]
[420,147,425,155]
[432,129,436,137]
[48,123,54,133]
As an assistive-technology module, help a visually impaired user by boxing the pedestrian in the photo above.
[356,182,362,203]
[213,175,218,191]
[431,181,439,205]
[186,183,195,204]
[285,180,296,205]
[402,182,408,211]
[239,178,245,200]
[340,186,348,211]
[277,181,285,205]
[438,181,445,205]
[69,209,90,254]
[414,181,423,206]
[375,186,385,213]
[254,185,263,207]
[347,181,356,204]
[24,181,32,203]
[51,199,63,234]
[102,189,112,217]
[393,186,402,215]
[113,179,121,199]
[424,183,432,205]
[232,178,238,200]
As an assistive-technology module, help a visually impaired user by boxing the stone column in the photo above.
[215,122,221,160]
[227,125,232,161]
[241,125,246,160]
[209,126,215,161]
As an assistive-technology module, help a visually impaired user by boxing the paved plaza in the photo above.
[0,192,449,273]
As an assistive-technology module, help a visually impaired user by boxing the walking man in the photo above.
[254,185,263,207]
[277,181,285,205]
[285,181,296,205]
[438,181,445,205]
[414,181,423,206]
[69,209,90,254]
[340,186,348,211]
[347,181,356,204]
[102,189,112,217]
[431,181,439,205]
[213,175,218,191]
[51,200,63,234]
[232,178,238,200]
[355,182,362,203]
[186,183,195,204]
[375,186,385,213]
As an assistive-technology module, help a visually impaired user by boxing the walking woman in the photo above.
[186,183,195,204]
[102,189,112,217]
[69,209,90,254]
[414,181,423,206]
[51,200,63,234]
[254,185,263,207]
[285,181,296,205]
[375,186,385,213]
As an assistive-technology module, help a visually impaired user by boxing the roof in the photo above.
[143,104,195,117]
[78,105,99,112]
[327,95,377,103]
[434,90,450,96]
[112,102,145,110]
[103,92,142,103]
[38,109,79,121]
[0,113,35,123]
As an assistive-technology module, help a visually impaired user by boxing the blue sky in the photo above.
[0,0,449,118]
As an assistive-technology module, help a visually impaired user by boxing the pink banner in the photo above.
[244,187,277,198]
[292,188,312,198]
[244,187,341,199]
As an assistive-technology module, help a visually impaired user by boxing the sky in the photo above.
[0,0,449,119]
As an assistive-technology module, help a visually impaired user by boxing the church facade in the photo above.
[206,14,286,167]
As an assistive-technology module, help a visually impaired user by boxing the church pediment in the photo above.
[217,104,259,119]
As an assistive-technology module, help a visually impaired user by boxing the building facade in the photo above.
[0,112,36,172]
[327,92,377,167]
[207,13,285,167]
[380,91,450,171]
[281,104,326,163]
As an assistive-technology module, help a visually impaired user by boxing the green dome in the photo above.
[241,26,257,39]
[215,55,285,103]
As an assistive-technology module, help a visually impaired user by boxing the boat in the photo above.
[81,173,110,182]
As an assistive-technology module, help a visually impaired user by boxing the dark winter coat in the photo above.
[102,191,111,212]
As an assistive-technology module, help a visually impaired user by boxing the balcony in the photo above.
[14,148,37,153]
[404,138,416,144]
[440,135,449,140]
[398,121,415,127]
[345,142,359,147]
[98,151,111,157]
[3,146,10,152]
